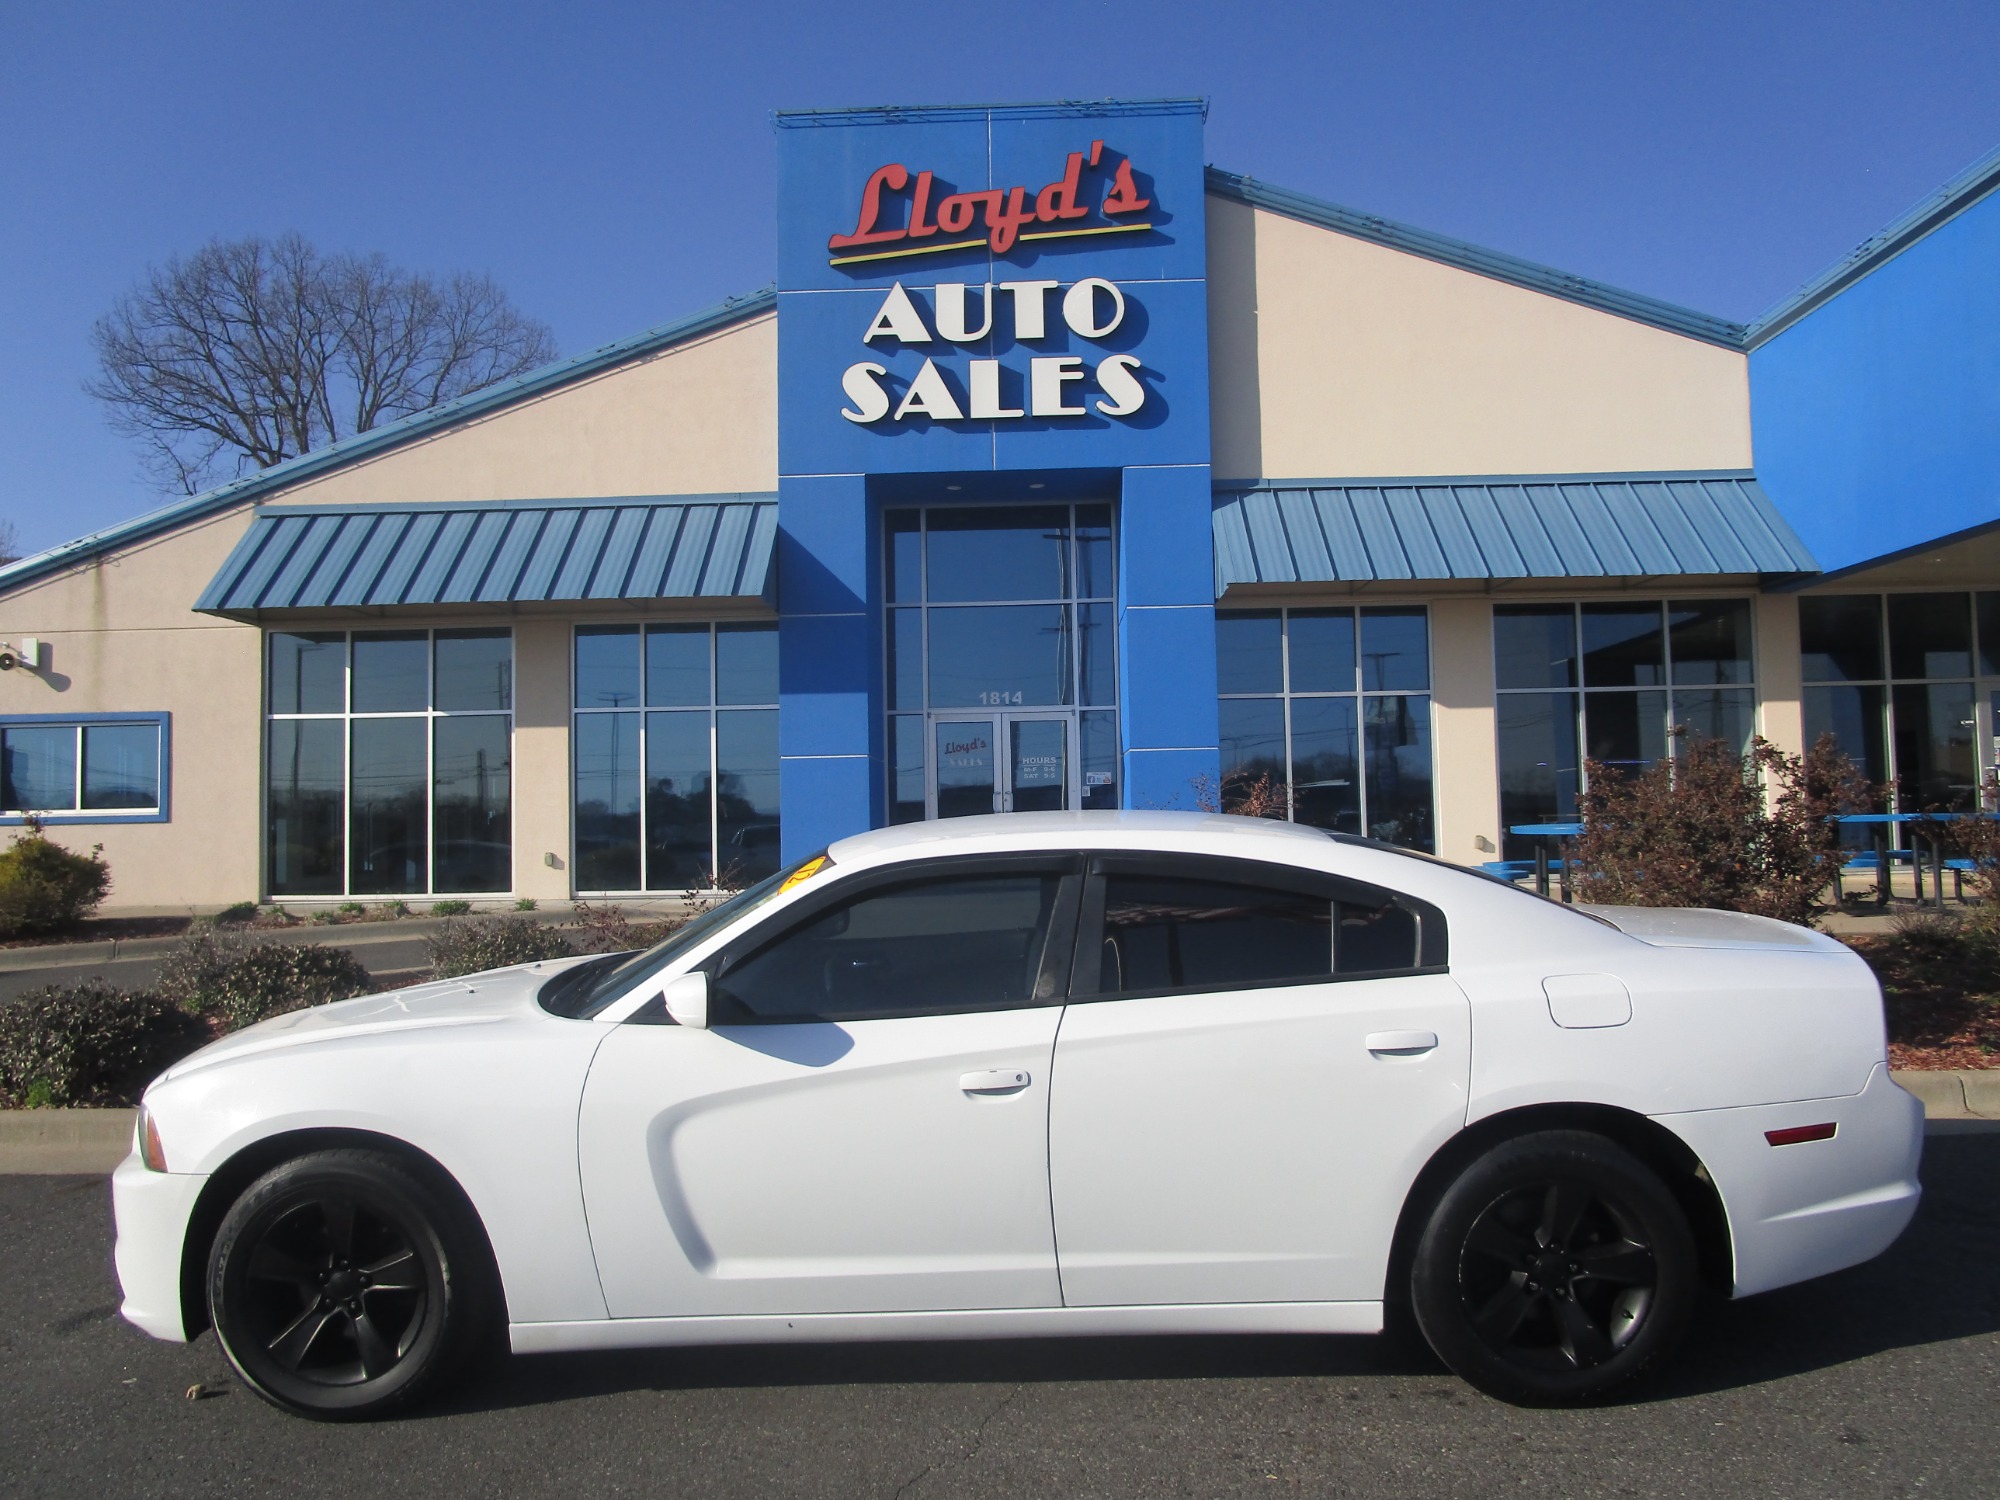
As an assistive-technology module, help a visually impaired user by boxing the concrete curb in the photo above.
[3,1070,1993,1175]
[0,1107,135,1174]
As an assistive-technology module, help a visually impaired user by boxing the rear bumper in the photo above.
[1654,1062,1923,1298]
[111,1153,208,1342]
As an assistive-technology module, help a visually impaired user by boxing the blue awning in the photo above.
[196,496,778,618]
[1211,471,1817,594]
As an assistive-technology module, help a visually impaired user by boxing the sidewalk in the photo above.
[4,1071,1990,1174]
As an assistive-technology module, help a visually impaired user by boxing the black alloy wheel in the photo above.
[209,1149,492,1419]
[1410,1130,1697,1406]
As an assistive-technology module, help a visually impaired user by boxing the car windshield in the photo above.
[538,851,832,1018]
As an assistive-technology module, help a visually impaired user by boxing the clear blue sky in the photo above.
[6,0,2000,557]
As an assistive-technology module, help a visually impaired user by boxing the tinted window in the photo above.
[1096,874,1423,995]
[715,872,1062,1022]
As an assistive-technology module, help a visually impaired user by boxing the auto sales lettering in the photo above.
[830,142,1156,428]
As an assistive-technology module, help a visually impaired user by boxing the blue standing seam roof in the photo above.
[195,498,779,616]
[1211,473,1818,594]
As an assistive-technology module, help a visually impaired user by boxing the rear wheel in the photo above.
[1410,1130,1696,1406]
[207,1149,493,1419]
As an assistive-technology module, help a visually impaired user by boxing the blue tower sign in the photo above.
[773,100,1219,857]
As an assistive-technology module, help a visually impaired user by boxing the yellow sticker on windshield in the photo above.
[777,855,828,894]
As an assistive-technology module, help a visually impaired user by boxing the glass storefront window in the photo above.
[265,629,513,896]
[1495,600,1754,859]
[1801,593,1990,827]
[572,621,781,891]
[0,718,162,817]
[885,503,1117,821]
[1215,605,1434,852]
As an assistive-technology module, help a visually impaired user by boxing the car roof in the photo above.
[827,810,1349,867]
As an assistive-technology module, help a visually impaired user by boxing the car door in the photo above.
[578,854,1080,1318]
[1048,853,1470,1308]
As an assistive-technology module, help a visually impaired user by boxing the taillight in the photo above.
[137,1106,168,1172]
[1765,1122,1837,1147]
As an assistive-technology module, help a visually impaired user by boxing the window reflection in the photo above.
[266,629,512,897]
[889,504,1116,820]
[433,716,510,892]
[572,622,780,890]
[268,720,344,896]
[80,724,160,810]
[1216,606,1433,851]
[350,718,428,894]
[352,632,429,714]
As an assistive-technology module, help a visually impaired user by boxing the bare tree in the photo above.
[0,521,19,567]
[88,234,558,494]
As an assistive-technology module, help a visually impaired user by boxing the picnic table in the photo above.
[1507,821,1582,900]
[1506,813,1989,909]
[1833,812,1990,908]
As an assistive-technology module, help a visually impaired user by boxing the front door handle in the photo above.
[960,1068,1032,1095]
[1366,1030,1439,1056]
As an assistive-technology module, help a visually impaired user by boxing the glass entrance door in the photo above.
[931,714,1074,817]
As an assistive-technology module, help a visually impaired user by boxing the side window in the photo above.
[1095,870,1424,997]
[714,871,1063,1022]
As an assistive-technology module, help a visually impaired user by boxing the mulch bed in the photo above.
[1845,931,2000,1070]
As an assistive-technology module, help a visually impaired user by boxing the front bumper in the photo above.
[1655,1062,1924,1298]
[111,1152,209,1342]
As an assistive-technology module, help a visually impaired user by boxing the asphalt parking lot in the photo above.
[4,1122,1997,1500]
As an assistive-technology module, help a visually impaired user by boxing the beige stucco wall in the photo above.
[0,509,265,908]
[1207,196,1753,482]
[0,313,779,909]
[1428,597,1502,862]
[269,314,777,506]
[1754,593,1805,756]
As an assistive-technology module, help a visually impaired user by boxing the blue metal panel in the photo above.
[661,508,716,598]
[1749,170,2000,575]
[626,508,684,598]
[515,509,580,601]
[330,512,410,607]
[438,509,511,603]
[1210,471,1820,592]
[196,497,780,616]
[1450,486,1528,577]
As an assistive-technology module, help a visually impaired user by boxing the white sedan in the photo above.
[112,812,1922,1418]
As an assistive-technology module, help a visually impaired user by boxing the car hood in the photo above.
[1575,905,1849,954]
[154,954,600,1082]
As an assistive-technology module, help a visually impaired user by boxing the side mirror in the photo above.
[662,971,710,1030]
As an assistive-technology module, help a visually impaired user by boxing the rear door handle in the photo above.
[1366,1030,1439,1056]
[960,1068,1032,1095]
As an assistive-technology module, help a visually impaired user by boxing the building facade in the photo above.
[1,99,1991,909]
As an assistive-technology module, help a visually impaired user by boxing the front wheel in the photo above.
[1410,1130,1697,1406]
[207,1149,494,1419]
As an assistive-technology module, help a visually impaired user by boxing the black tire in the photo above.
[207,1148,495,1420]
[1410,1130,1697,1406]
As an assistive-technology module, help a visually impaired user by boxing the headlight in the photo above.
[135,1104,168,1173]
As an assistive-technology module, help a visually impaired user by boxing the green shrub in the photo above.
[212,901,259,925]
[430,899,471,917]
[0,980,209,1107]
[337,901,365,917]
[427,915,574,979]
[158,929,373,1030]
[0,820,111,937]
[513,897,537,912]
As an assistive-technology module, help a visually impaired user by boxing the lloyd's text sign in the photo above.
[828,139,1151,266]
[839,278,1146,426]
